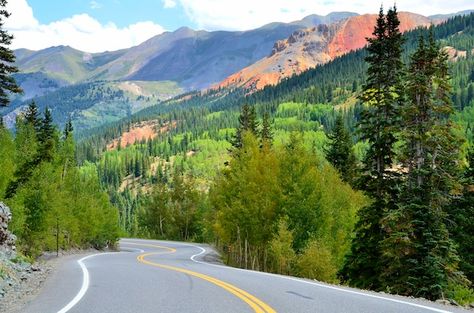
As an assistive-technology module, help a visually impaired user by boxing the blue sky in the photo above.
[27,0,195,30]
[5,0,474,53]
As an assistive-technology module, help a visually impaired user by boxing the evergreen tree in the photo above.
[63,117,73,138]
[449,143,474,283]
[384,33,465,299]
[231,104,258,149]
[39,107,54,143]
[38,107,56,162]
[341,6,404,289]
[325,114,357,184]
[0,0,22,107]
[260,112,273,147]
[24,101,41,131]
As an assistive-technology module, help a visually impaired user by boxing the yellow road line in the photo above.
[121,242,177,254]
[130,242,276,313]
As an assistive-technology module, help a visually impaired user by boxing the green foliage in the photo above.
[296,239,338,283]
[448,143,474,283]
[211,132,281,269]
[1,112,119,257]
[325,114,357,185]
[0,126,15,198]
[210,131,365,277]
[445,283,474,306]
[268,218,295,275]
[231,104,259,149]
[140,170,201,241]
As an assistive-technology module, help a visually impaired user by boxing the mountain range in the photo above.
[4,10,473,132]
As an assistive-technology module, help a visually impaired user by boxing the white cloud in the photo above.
[4,0,474,52]
[163,0,177,9]
[176,0,474,30]
[90,1,103,10]
[5,0,166,53]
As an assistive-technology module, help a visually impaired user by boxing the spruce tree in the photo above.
[260,112,273,147]
[449,143,474,283]
[24,101,41,131]
[386,33,465,299]
[0,0,22,107]
[325,114,357,184]
[38,107,56,162]
[63,117,74,139]
[341,6,404,289]
[231,104,258,149]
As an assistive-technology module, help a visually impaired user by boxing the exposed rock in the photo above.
[443,46,467,62]
[0,202,16,256]
[270,40,288,56]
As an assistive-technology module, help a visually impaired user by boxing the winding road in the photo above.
[20,239,471,313]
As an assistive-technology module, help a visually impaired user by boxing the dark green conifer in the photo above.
[384,33,466,299]
[38,107,56,162]
[448,143,474,283]
[341,6,404,289]
[325,114,356,184]
[0,0,22,107]
[260,112,273,147]
[63,117,74,138]
[231,104,259,149]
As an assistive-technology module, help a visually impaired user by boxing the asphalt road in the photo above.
[20,238,472,313]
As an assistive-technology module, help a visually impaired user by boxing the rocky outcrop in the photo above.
[443,46,467,62]
[216,12,431,92]
[271,40,288,56]
[0,202,16,255]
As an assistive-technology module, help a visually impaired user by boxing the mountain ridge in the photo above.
[216,12,432,91]
[14,12,357,92]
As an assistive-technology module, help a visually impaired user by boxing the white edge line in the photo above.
[121,239,453,313]
[56,252,118,313]
[187,245,453,313]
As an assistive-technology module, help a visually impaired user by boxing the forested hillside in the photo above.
[0,80,183,132]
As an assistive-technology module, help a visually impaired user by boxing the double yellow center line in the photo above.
[123,242,276,313]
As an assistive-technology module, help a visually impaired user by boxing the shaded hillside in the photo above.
[0,81,183,132]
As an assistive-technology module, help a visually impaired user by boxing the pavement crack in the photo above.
[286,290,313,300]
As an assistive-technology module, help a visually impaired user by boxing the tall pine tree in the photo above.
[341,6,405,289]
[384,33,466,299]
[24,101,41,131]
[260,112,273,148]
[38,107,56,162]
[325,114,357,185]
[231,104,258,149]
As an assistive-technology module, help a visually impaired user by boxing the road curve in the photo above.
[20,238,471,313]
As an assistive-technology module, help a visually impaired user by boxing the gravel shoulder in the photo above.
[0,249,106,313]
